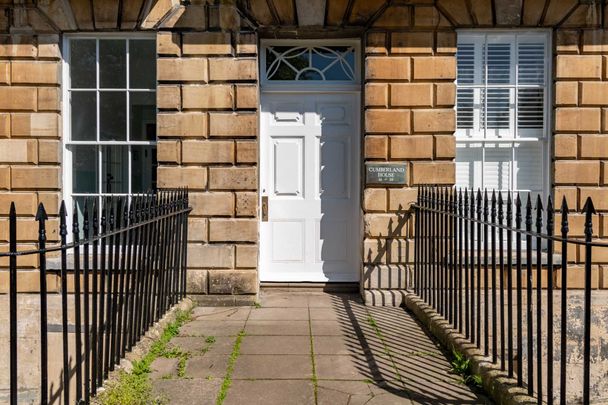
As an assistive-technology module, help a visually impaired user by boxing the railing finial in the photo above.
[36,202,48,222]
[582,197,596,238]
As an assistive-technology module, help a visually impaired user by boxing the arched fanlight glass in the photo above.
[265,46,356,82]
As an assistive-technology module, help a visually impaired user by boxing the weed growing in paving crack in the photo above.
[216,330,246,405]
[365,312,406,384]
[163,346,190,378]
[450,350,482,388]
[97,309,192,405]
[308,315,319,404]
[200,335,217,355]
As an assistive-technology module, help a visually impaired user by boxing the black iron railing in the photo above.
[2,189,191,405]
[413,186,605,405]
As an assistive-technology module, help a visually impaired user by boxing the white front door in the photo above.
[260,92,360,282]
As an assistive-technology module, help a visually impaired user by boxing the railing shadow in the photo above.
[326,292,491,404]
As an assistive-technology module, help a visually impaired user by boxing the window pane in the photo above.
[70,39,96,89]
[71,91,96,141]
[129,40,156,89]
[131,146,157,193]
[102,145,128,194]
[518,43,545,84]
[72,145,98,193]
[484,144,512,190]
[130,92,156,141]
[481,88,510,129]
[485,43,511,84]
[100,91,126,141]
[455,148,475,189]
[456,43,476,85]
[517,88,544,130]
[100,39,126,88]
[456,88,474,130]
[515,143,543,193]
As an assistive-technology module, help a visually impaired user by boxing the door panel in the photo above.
[273,138,304,197]
[260,93,360,282]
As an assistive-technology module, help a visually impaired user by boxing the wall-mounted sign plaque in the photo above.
[365,163,407,185]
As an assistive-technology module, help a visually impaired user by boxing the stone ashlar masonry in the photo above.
[0,33,62,271]
[2,0,608,303]
[361,9,457,303]
[554,29,608,290]
[353,0,608,305]
[156,26,260,303]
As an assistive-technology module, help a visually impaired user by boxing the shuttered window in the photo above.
[455,32,549,198]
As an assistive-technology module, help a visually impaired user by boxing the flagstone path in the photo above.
[151,291,492,405]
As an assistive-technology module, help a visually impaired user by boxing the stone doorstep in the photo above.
[403,293,536,405]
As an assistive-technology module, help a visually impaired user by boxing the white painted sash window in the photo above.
[455,31,550,199]
[63,36,157,221]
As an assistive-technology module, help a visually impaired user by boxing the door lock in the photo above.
[261,196,268,222]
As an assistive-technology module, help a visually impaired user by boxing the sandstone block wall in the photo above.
[362,3,457,295]
[0,33,61,271]
[553,28,608,285]
[0,0,608,302]
[155,10,259,302]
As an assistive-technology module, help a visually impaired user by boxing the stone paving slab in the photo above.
[167,336,207,353]
[186,354,229,379]
[316,380,376,405]
[152,291,492,405]
[315,355,385,381]
[203,337,237,355]
[179,320,245,336]
[152,378,221,405]
[310,319,357,336]
[313,335,371,356]
[247,307,309,321]
[244,320,310,335]
[232,354,313,379]
[191,306,251,321]
[150,357,179,380]
[240,335,311,355]
[224,380,315,405]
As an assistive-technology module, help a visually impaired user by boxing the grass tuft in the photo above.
[215,330,246,405]
[97,309,192,405]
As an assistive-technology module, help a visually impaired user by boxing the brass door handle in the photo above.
[261,196,268,222]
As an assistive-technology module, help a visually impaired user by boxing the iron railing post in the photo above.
[36,203,49,404]
[559,198,569,405]
[582,197,595,405]
[9,203,17,405]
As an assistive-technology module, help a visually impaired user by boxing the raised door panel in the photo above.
[272,138,304,198]
[272,220,305,262]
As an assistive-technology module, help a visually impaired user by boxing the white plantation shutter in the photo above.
[455,32,549,197]
[484,144,512,190]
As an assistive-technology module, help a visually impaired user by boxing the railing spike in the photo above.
[547,196,554,231]
[35,202,48,221]
[59,200,67,220]
[535,193,543,212]
[524,193,532,227]
[73,200,80,234]
[582,196,596,217]
[561,195,569,214]
[535,194,543,228]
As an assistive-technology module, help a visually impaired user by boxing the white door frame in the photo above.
[259,90,362,282]
[258,39,363,283]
